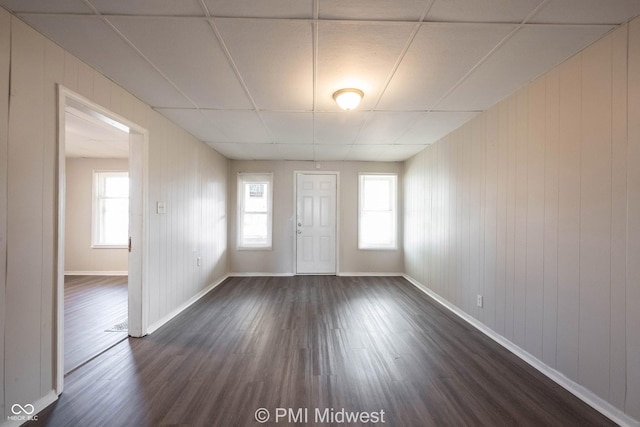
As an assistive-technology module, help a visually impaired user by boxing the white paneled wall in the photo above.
[0,10,228,421]
[404,20,640,421]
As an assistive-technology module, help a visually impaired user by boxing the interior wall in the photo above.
[403,20,640,421]
[0,9,228,421]
[64,157,129,274]
[229,160,403,275]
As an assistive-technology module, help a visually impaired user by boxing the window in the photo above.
[359,173,397,250]
[93,171,129,247]
[237,173,273,249]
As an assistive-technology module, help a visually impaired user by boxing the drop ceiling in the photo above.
[2,0,639,161]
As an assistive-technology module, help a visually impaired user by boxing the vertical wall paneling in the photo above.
[0,7,10,420]
[484,107,498,330]
[494,100,509,336]
[556,54,582,382]
[6,17,46,407]
[403,18,640,421]
[609,24,628,409]
[626,17,640,420]
[513,87,528,348]
[542,68,560,368]
[525,77,545,359]
[578,34,612,400]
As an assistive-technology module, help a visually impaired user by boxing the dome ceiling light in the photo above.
[332,88,364,111]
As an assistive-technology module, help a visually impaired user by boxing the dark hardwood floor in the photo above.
[35,276,615,426]
[64,275,128,373]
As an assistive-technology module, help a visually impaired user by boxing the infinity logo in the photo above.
[11,404,35,415]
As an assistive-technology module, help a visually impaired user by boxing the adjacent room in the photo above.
[0,1,639,426]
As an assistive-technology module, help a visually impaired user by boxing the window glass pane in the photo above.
[363,178,390,211]
[103,176,129,198]
[242,213,268,244]
[361,212,393,246]
[99,198,129,245]
[244,183,268,212]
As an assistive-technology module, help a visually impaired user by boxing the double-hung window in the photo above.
[93,171,129,248]
[237,173,273,250]
[358,173,397,250]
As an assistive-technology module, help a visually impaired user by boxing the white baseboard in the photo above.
[228,272,295,277]
[1,389,57,427]
[402,274,639,427]
[337,272,403,277]
[64,271,127,276]
[146,274,229,334]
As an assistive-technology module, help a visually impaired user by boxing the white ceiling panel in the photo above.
[65,111,129,158]
[231,143,282,160]
[20,14,192,108]
[437,24,614,111]
[109,17,251,109]
[277,144,314,160]
[396,112,478,144]
[157,109,228,141]
[314,112,369,144]
[313,145,352,161]
[261,112,313,144]
[344,145,387,161]
[203,0,314,19]
[320,0,431,21]
[89,0,205,16]
[215,19,313,111]
[357,112,424,144]
[378,145,427,161]
[529,0,640,25]
[316,22,415,111]
[426,0,542,23]
[0,0,91,14]
[379,23,515,110]
[206,142,250,159]
[200,110,272,143]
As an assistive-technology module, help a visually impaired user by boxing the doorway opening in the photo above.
[56,87,148,393]
[294,172,339,274]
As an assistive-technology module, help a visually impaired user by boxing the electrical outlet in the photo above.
[196,257,201,267]
[477,294,483,308]
[157,201,166,214]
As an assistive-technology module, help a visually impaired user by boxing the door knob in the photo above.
[297,222,302,227]
[297,230,302,234]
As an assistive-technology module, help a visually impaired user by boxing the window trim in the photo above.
[358,173,398,250]
[92,170,130,249]
[237,172,273,250]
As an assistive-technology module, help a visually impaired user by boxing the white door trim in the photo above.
[55,85,149,394]
[293,171,340,275]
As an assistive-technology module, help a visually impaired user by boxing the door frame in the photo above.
[292,171,340,275]
[55,85,149,393]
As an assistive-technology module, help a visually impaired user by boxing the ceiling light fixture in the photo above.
[333,88,364,111]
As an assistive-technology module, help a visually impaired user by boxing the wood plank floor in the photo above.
[35,276,615,426]
[64,275,128,373]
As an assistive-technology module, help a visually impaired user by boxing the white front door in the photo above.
[296,173,337,274]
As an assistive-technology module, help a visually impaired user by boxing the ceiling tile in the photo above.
[378,23,515,110]
[260,112,313,144]
[89,0,205,16]
[215,19,313,111]
[396,112,478,144]
[426,0,542,23]
[313,145,352,161]
[19,15,192,108]
[203,0,313,18]
[200,110,272,143]
[344,145,387,161]
[232,143,281,160]
[529,0,640,24]
[357,112,424,144]
[317,22,415,111]
[378,144,427,161]
[109,17,251,109]
[437,24,614,110]
[277,144,314,160]
[206,142,249,159]
[0,0,92,13]
[320,0,431,21]
[157,108,227,141]
[314,112,369,144]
